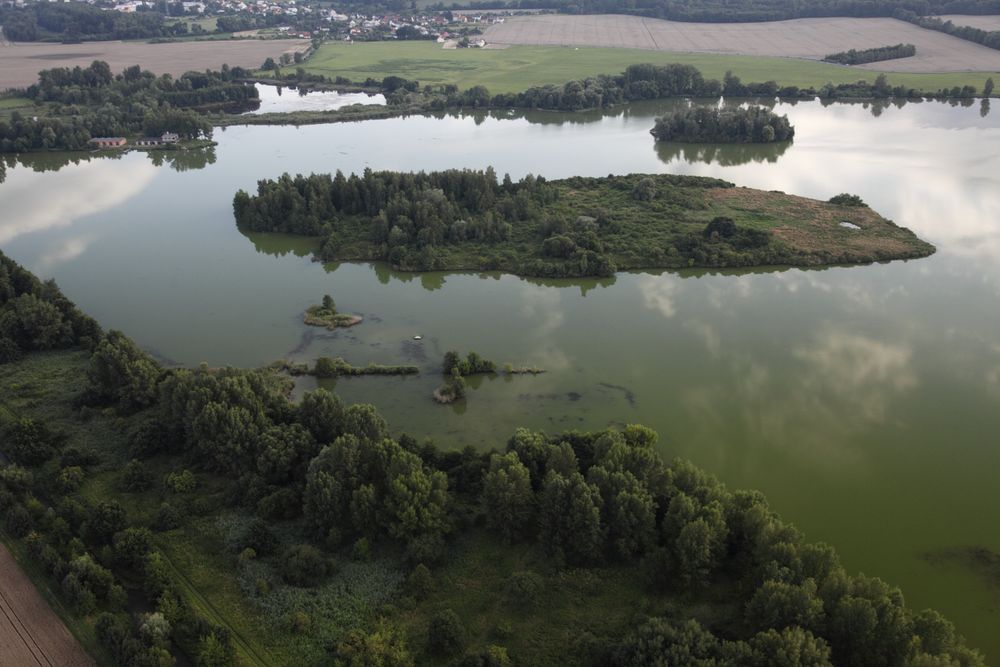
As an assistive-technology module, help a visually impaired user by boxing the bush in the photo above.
[503,570,544,608]
[164,469,196,493]
[406,564,434,600]
[828,193,867,207]
[121,459,152,492]
[5,504,32,537]
[281,544,329,587]
[153,503,183,531]
[4,418,58,466]
[428,609,467,656]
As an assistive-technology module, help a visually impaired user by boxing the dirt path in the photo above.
[0,543,94,667]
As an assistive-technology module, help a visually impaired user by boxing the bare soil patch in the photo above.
[0,38,310,90]
[484,15,1000,72]
[0,543,94,666]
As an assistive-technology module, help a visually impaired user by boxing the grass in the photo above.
[392,529,741,665]
[303,42,1000,94]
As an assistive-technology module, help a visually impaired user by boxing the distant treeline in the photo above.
[0,61,257,153]
[824,43,917,65]
[650,105,795,143]
[346,0,1000,22]
[895,8,1000,50]
[0,3,185,42]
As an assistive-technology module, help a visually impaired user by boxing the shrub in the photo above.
[503,570,544,608]
[406,563,434,600]
[428,609,467,656]
[281,544,329,587]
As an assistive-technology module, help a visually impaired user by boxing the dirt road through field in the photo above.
[0,543,94,666]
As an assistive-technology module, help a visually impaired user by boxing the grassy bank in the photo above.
[303,42,1000,95]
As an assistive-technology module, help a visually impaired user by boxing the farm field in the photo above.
[0,38,310,91]
[0,543,94,666]
[304,41,1000,94]
[483,15,1000,73]
[935,14,1000,30]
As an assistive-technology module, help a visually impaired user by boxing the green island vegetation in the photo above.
[301,42,1000,98]
[232,169,935,277]
[303,294,363,330]
[314,356,419,378]
[0,61,257,152]
[435,351,496,404]
[650,105,794,144]
[0,249,989,665]
[824,44,917,66]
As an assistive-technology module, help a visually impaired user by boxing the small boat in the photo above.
[413,335,423,340]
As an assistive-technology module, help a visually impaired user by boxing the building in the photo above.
[89,137,127,148]
[134,132,181,147]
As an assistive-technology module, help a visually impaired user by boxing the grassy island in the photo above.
[303,295,362,330]
[234,170,934,278]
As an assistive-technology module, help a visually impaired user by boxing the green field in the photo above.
[304,42,1000,94]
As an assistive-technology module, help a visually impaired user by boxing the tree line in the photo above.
[824,43,917,65]
[0,3,187,42]
[650,105,795,143]
[895,8,1000,51]
[0,255,988,664]
[0,61,258,153]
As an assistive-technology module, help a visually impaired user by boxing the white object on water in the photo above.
[413,335,423,340]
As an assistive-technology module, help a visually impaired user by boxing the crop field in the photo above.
[304,41,999,94]
[0,544,94,666]
[483,15,1000,73]
[0,38,310,91]
[935,14,1000,30]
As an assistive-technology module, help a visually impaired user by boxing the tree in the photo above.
[746,627,833,667]
[745,579,824,633]
[615,618,724,666]
[298,389,344,443]
[482,452,534,542]
[336,625,414,666]
[3,418,58,466]
[86,501,128,544]
[503,570,543,608]
[538,470,604,565]
[121,459,152,491]
[0,293,70,350]
[985,77,995,97]
[343,403,388,443]
[281,544,329,587]
[428,609,466,656]
[86,330,161,410]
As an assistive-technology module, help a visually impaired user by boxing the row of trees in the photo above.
[896,8,1000,51]
[0,3,187,42]
[650,105,795,143]
[824,43,917,65]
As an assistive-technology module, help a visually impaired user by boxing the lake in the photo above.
[2,97,999,658]
[245,83,386,114]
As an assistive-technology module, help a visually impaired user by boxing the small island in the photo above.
[650,106,795,144]
[304,295,362,330]
[234,170,934,278]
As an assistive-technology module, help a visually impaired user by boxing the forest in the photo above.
[824,43,918,65]
[0,3,186,42]
[650,105,795,144]
[0,249,987,665]
[232,169,932,276]
[0,61,257,152]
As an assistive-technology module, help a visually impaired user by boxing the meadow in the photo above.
[304,41,1000,94]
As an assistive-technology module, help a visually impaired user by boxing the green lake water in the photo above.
[2,97,1000,658]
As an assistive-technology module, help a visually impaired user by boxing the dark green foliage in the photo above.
[0,3,187,42]
[86,500,128,544]
[538,470,604,565]
[428,608,467,656]
[829,193,867,207]
[334,626,415,666]
[482,452,534,543]
[406,564,434,600]
[5,503,33,537]
[824,43,916,65]
[502,570,544,608]
[153,503,183,531]
[443,350,497,376]
[313,356,419,378]
[86,330,162,410]
[3,418,61,466]
[121,459,152,492]
[113,527,154,568]
[281,543,330,587]
[651,105,795,144]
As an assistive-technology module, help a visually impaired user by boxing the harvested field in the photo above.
[935,14,1000,31]
[0,543,94,666]
[484,15,1000,73]
[0,38,310,91]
